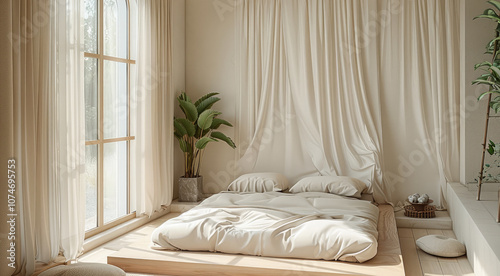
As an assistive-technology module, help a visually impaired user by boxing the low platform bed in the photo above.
[153,192,379,262]
[108,204,403,275]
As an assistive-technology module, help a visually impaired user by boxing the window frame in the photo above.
[84,0,136,239]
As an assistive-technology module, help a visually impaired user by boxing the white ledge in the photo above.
[447,182,500,276]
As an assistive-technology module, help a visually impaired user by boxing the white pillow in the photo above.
[227,173,289,192]
[289,176,367,198]
[416,235,466,257]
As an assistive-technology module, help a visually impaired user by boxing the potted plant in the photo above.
[473,1,500,197]
[174,92,236,202]
[475,1,500,106]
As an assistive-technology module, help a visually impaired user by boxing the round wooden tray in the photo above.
[404,204,436,218]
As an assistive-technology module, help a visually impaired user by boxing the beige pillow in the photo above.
[227,172,289,192]
[289,176,367,198]
[416,235,466,257]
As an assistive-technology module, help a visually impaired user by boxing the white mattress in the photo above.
[152,192,379,263]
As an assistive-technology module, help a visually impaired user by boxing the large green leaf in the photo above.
[196,96,221,115]
[195,137,217,149]
[178,100,198,122]
[472,79,497,86]
[175,118,196,137]
[195,127,210,138]
[474,14,500,22]
[476,73,492,81]
[475,61,492,70]
[178,91,192,103]
[211,118,233,129]
[488,140,496,155]
[478,90,500,101]
[487,37,500,50]
[194,92,219,106]
[474,8,500,21]
[174,118,187,136]
[491,101,500,112]
[491,65,500,79]
[177,137,189,152]
[489,1,500,12]
[211,131,236,148]
[197,109,221,130]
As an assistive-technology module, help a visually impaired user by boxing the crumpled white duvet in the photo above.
[151,192,379,263]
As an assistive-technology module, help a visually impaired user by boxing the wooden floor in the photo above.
[398,228,474,276]
[78,213,474,276]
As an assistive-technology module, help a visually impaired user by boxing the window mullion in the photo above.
[126,0,131,215]
[84,0,137,238]
[97,0,104,228]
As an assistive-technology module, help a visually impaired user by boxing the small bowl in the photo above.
[406,199,433,211]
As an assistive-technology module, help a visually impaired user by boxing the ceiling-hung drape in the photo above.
[237,0,317,181]
[237,0,389,201]
[12,0,85,274]
[133,0,174,216]
[237,0,460,204]
[379,0,460,206]
[281,0,389,202]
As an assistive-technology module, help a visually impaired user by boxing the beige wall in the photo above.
[0,0,15,274]
[462,0,500,185]
[172,0,187,198]
[182,0,238,194]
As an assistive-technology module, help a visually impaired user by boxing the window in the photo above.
[83,0,137,237]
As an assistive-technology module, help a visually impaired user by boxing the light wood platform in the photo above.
[107,204,404,276]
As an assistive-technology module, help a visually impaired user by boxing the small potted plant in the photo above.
[174,92,236,201]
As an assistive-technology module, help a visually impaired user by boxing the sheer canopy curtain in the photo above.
[237,0,316,180]
[282,0,389,202]
[237,0,390,202]
[237,0,460,204]
[378,0,460,205]
[12,0,85,275]
[133,0,174,216]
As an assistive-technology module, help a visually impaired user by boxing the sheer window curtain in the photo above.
[12,0,85,275]
[132,0,174,216]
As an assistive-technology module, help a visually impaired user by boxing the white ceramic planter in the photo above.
[178,176,203,202]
